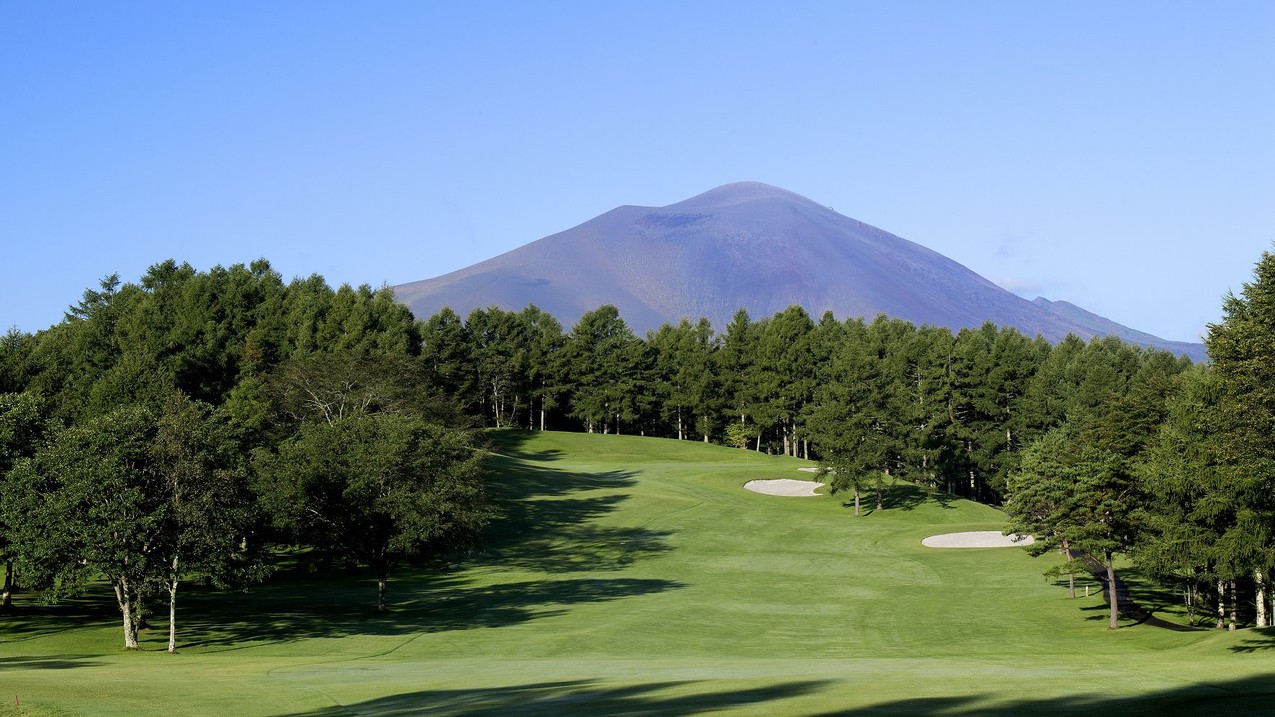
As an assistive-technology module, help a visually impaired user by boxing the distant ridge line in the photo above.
[394,182,1206,361]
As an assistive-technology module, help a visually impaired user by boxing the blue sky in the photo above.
[3,2,1272,343]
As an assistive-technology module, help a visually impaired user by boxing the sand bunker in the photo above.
[922,531,1035,548]
[743,479,825,497]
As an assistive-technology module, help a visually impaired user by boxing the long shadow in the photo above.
[272,678,831,716]
[841,482,956,515]
[0,593,118,643]
[7,430,678,651]
[1080,564,1203,632]
[177,430,682,649]
[1229,628,1275,653]
[268,672,1275,716]
[478,430,673,573]
[812,672,1275,716]
[180,572,683,649]
[0,655,104,671]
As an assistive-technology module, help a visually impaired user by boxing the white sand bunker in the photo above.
[743,479,825,497]
[922,531,1035,548]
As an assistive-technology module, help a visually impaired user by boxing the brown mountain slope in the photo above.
[394,182,1205,360]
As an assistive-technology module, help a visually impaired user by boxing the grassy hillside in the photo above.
[2,430,1272,715]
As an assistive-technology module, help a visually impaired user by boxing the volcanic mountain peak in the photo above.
[665,181,824,210]
[394,183,1205,360]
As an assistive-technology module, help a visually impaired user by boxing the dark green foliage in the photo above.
[564,306,648,435]
[19,250,1269,639]
[1004,426,1137,629]
[0,391,49,611]
[1199,248,1275,623]
[649,318,719,441]
[1135,366,1226,623]
[808,318,890,515]
[5,406,166,647]
[256,413,486,612]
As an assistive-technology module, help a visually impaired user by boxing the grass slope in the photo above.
[2,430,1273,715]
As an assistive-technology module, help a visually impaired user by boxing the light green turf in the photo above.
[2,429,1273,715]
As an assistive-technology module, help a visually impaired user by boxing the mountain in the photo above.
[394,182,1206,361]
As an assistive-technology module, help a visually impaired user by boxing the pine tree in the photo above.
[1205,247,1275,626]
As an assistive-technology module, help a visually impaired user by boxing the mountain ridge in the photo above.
[394,182,1206,361]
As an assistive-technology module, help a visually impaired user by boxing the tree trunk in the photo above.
[377,564,389,614]
[1105,554,1119,630]
[1256,570,1269,628]
[1062,541,1075,599]
[853,488,861,517]
[1229,579,1237,631]
[540,406,546,431]
[1217,579,1226,630]
[755,432,762,452]
[113,579,139,650]
[1,560,13,611]
[167,554,180,654]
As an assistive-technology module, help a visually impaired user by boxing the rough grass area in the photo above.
[2,429,1274,715]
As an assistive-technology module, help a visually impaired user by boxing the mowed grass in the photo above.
[3,429,1274,715]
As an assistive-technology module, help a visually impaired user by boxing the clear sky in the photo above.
[3,2,1272,343]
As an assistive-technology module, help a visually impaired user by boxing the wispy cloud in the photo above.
[992,276,1048,298]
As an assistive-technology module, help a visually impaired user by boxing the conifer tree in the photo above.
[1204,247,1275,626]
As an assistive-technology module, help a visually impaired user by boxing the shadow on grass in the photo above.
[267,672,1275,716]
[0,655,104,671]
[0,593,118,643]
[1230,628,1275,652]
[7,430,679,652]
[847,483,956,515]
[273,678,831,716]
[1073,566,1205,632]
[179,572,683,650]
[478,430,674,573]
[810,672,1275,716]
[175,430,683,650]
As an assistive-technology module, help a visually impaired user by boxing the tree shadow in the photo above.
[841,482,957,515]
[1229,628,1275,653]
[177,430,682,650]
[179,571,684,650]
[811,672,1275,715]
[878,483,937,511]
[1074,566,1204,632]
[271,678,831,716]
[268,672,1275,716]
[0,593,118,643]
[477,431,673,574]
[0,655,104,671]
[7,429,680,653]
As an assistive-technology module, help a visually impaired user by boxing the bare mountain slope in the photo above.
[394,182,1205,360]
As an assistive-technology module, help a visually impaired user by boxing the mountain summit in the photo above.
[394,182,1204,359]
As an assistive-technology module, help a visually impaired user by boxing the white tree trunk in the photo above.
[114,579,139,650]
[1,560,13,610]
[1255,569,1268,628]
[1230,579,1238,631]
[1217,579,1226,630]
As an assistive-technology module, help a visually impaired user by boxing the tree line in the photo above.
[2,250,1274,639]
[0,260,487,651]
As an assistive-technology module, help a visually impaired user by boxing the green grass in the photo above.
[3,429,1273,715]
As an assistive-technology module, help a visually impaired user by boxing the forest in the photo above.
[2,250,1273,648]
